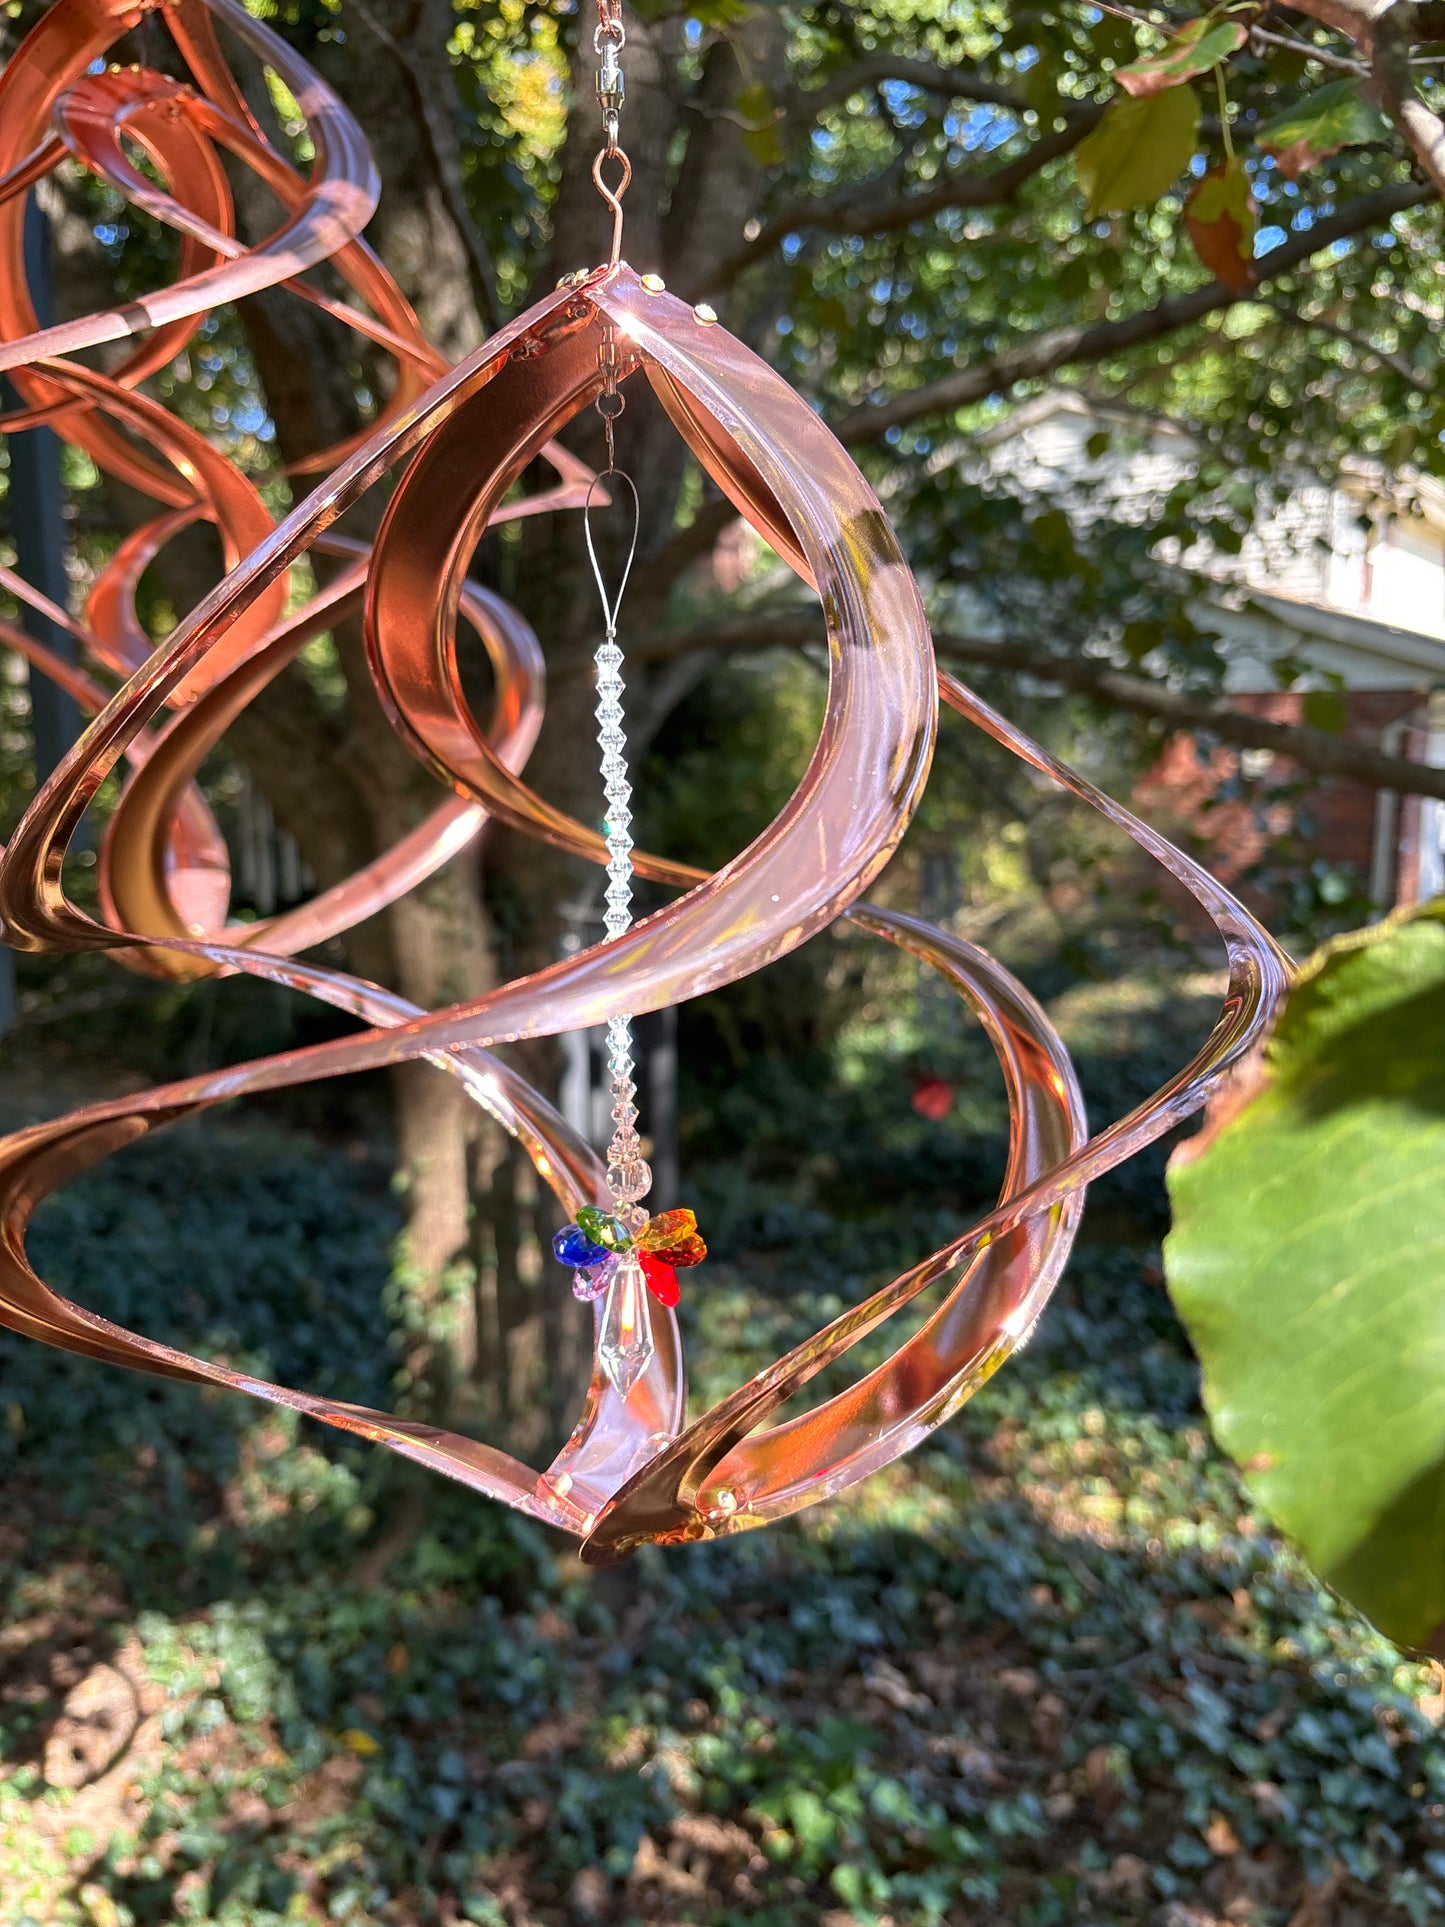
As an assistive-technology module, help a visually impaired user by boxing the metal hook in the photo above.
[592,146,631,270]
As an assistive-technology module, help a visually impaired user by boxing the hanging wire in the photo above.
[592,0,629,267]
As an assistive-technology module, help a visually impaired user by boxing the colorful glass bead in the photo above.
[575,1205,632,1252]
[649,1230,707,1268]
[638,1250,680,1307]
[572,1256,617,1302]
[637,1208,695,1251]
[554,1222,611,1268]
[555,1202,707,1334]
[637,1208,707,1268]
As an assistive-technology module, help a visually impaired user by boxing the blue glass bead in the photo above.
[554,1223,610,1267]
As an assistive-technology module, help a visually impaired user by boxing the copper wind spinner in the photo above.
[0,0,1290,1563]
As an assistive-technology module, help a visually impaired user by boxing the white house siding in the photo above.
[985,393,1445,657]
[982,393,1445,908]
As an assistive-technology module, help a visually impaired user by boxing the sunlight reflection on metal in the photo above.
[0,0,1292,1560]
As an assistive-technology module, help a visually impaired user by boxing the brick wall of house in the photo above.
[1135,688,1428,910]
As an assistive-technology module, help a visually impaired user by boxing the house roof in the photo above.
[1213,588,1445,693]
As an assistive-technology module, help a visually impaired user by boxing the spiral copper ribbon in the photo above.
[0,0,1291,1562]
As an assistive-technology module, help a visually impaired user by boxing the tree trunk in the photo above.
[206,0,533,1436]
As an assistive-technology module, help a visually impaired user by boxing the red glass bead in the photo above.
[639,1251,680,1307]
[650,1231,706,1268]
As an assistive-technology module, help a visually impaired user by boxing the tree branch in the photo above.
[633,181,1428,609]
[686,107,1103,301]
[1372,0,1445,197]
[832,178,1429,443]
[626,610,1445,799]
[630,497,741,605]
[1265,295,1432,386]
[789,55,1026,120]
[1248,23,1368,73]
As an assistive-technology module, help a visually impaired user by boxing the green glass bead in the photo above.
[576,1205,632,1252]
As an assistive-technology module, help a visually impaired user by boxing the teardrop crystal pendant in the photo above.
[597,1251,654,1396]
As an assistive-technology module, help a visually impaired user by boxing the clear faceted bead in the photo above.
[608,1156,652,1205]
[597,1252,654,1396]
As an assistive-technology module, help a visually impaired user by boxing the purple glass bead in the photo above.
[572,1256,617,1302]
[554,1223,610,1267]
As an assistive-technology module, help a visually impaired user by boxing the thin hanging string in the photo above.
[583,8,650,1224]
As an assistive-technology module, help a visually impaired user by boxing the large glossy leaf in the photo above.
[1166,904,1445,1654]
[1075,86,1201,218]
[1116,16,1247,98]
[1257,79,1390,179]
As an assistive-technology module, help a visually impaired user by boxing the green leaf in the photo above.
[1058,254,1094,300]
[1120,618,1157,662]
[1029,506,1077,558]
[786,1788,837,1861]
[1116,16,1248,98]
[1019,46,1059,116]
[1302,687,1347,732]
[1165,903,1445,1654]
[1185,156,1257,294]
[1075,86,1202,219]
[1095,243,1126,288]
[1257,79,1390,180]
[1089,12,1143,64]
[831,1864,867,1909]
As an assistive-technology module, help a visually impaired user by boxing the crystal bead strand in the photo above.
[579,349,659,1399]
[595,624,651,1217]
[579,29,657,1399]
[592,593,656,1399]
